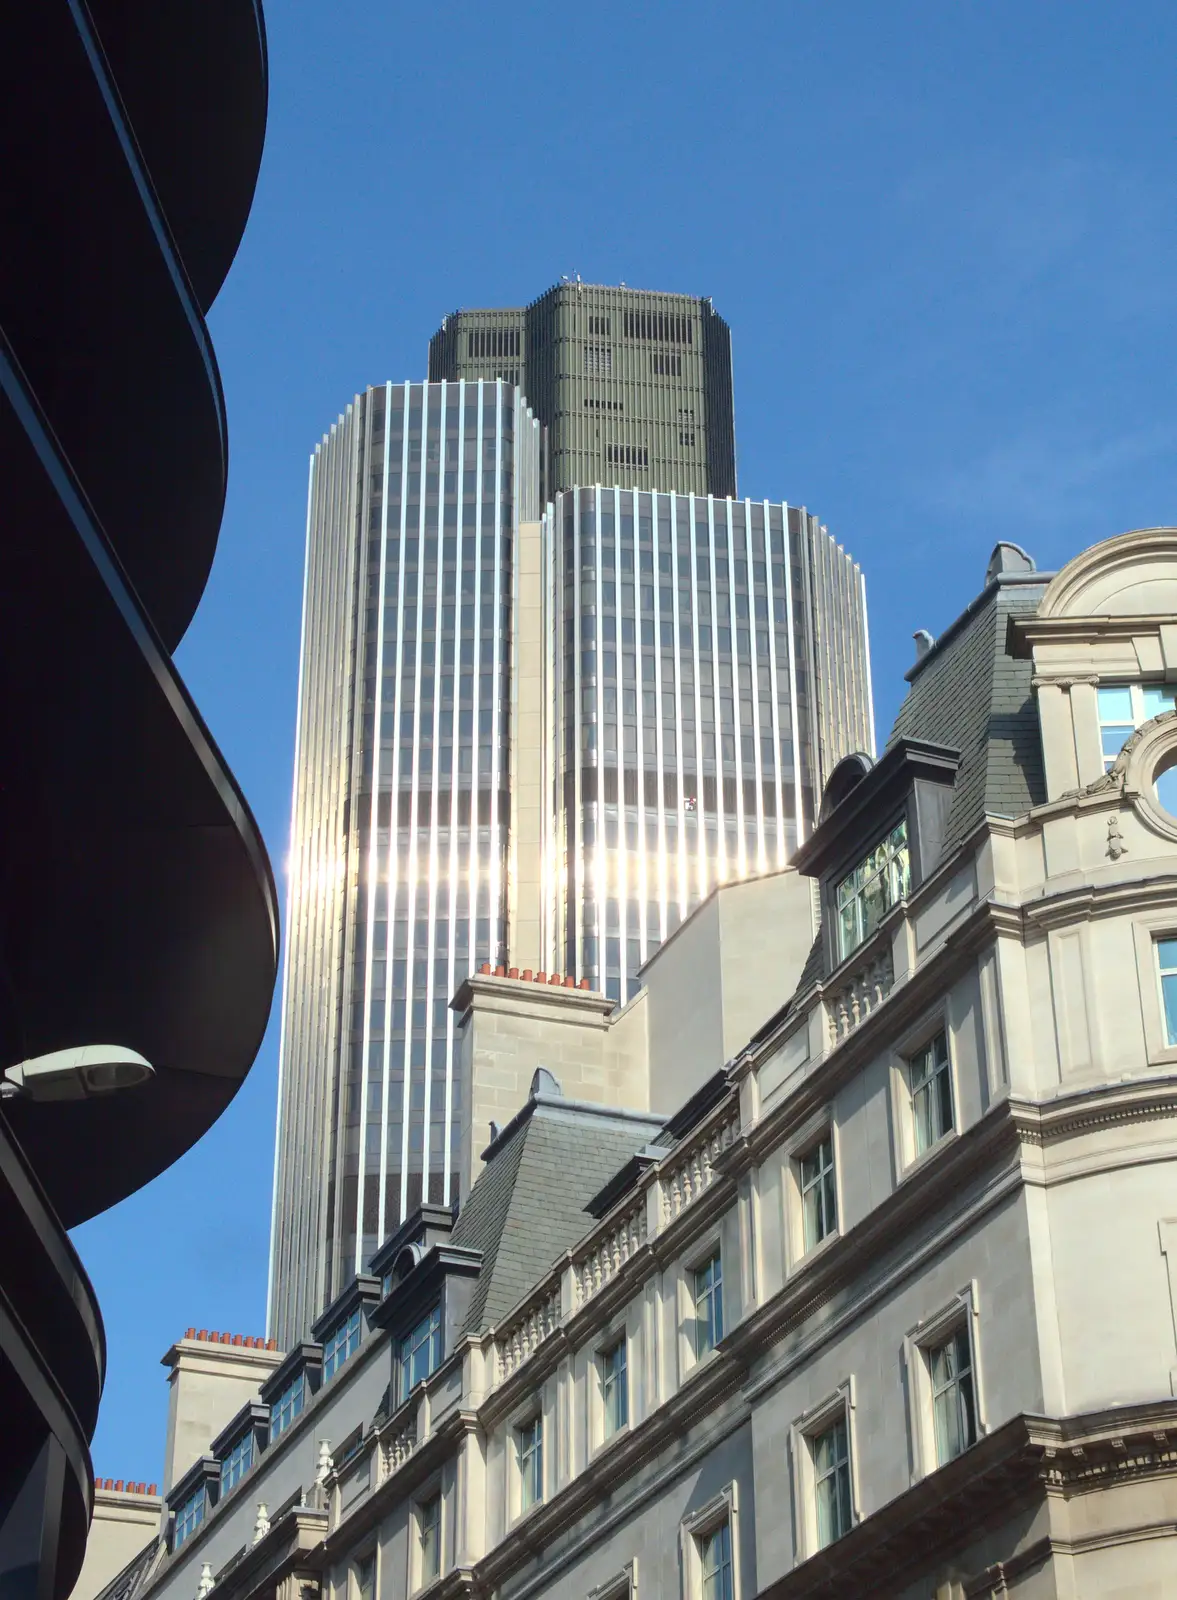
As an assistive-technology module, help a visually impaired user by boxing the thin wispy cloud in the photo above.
[921,418,1177,528]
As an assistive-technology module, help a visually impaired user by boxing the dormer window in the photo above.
[835,821,910,960]
[269,1373,305,1440]
[322,1307,361,1381]
[173,1483,206,1547]
[219,1430,253,1496]
[399,1304,442,1401]
[1097,683,1177,769]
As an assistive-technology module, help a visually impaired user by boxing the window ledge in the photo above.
[898,1128,959,1187]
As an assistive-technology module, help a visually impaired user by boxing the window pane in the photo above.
[931,1327,976,1464]
[700,1520,733,1600]
[814,1417,851,1546]
[1163,971,1177,1047]
[1097,686,1133,723]
[1142,686,1177,719]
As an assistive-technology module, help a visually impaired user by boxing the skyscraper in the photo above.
[428,282,735,498]
[544,487,871,1001]
[269,379,539,1347]
[270,364,871,1347]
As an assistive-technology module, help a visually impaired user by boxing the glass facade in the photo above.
[270,386,871,1348]
[547,488,872,1002]
[270,380,541,1347]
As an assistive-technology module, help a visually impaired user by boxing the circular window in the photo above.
[1155,751,1177,816]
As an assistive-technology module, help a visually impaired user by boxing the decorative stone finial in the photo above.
[253,1502,270,1544]
[315,1439,333,1483]
[197,1563,214,1598]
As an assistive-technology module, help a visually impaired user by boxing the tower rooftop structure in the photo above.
[428,281,736,499]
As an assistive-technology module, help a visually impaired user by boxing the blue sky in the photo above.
[74,0,1177,1480]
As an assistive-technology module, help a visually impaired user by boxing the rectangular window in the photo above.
[835,820,910,959]
[930,1327,977,1464]
[692,1250,724,1359]
[624,310,693,344]
[1158,938,1177,1045]
[173,1485,206,1548]
[419,1494,441,1583]
[799,1136,837,1251]
[910,1031,954,1154]
[322,1307,362,1381]
[601,1337,628,1438]
[219,1431,253,1496]
[699,1519,734,1600]
[813,1416,852,1547]
[355,1552,376,1600]
[269,1373,304,1440]
[651,352,683,376]
[605,443,649,468]
[1097,682,1177,768]
[517,1414,543,1511]
[588,315,611,335]
[400,1305,442,1400]
[584,344,613,376]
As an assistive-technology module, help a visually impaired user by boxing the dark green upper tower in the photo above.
[428,281,736,499]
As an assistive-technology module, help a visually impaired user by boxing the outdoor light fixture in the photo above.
[0,1044,155,1102]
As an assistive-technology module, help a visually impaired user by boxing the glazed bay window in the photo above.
[173,1483,206,1548]
[800,1135,837,1251]
[601,1335,628,1439]
[835,820,910,960]
[219,1430,252,1496]
[517,1413,543,1511]
[1097,683,1177,769]
[813,1415,852,1547]
[910,1031,954,1154]
[692,1250,724,1359]
[699,1519,734,1600]
[930,1327,977,1465]
[1158,939,1177,1046]
[419,1493,441,1583]
[322,1307,361,1381]
[400,1304,442,1401]
[269,1373,304,1441]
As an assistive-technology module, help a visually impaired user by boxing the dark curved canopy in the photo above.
[0,339,279,1227]
[1,2,268,653]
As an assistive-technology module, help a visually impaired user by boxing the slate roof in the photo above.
[886,576,1049,855]
[451,1098,660,1334]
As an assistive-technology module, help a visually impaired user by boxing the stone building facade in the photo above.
[98,529,1177,1600]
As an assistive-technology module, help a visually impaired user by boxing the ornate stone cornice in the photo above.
[753,1401,1177,1599]
[1009,1077,1177,1146]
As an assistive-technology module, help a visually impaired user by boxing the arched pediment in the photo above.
[1038,528,1177,619]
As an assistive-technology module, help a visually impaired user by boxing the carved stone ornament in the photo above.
[253,1502,270,1545]
[1061,709,1177,801]
[1107,815,1128,860]
[196,1564,215,1599]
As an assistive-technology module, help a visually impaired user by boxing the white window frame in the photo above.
[677,1232,726,1375]
[351,1546,377,1600]
[783,1110,840,1269]
[512,1406,544,1518]
[834,818,910,961]
[1096,681,1177,770]
[902,1283,985,1483]
[412,1482,443,1593]
[886,1008,959,1178]
[587,1558,638,1599]
[597,1328,630,1448]
[322,1306,362,1382]
[1130,917,1177,1069]
[909,1029,955,1155]
[679,1484,739,1600]
[788,1380,858,1561]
